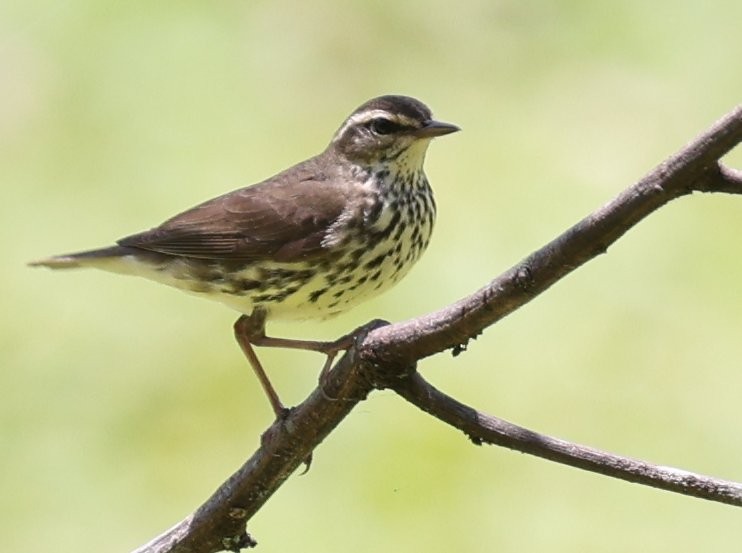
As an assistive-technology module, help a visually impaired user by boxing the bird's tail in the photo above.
[28,246,135,269]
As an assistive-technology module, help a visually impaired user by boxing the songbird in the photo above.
[30,95,459,416]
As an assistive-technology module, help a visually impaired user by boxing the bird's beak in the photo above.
[414,120,461,138]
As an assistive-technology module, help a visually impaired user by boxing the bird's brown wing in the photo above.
[118,160,350,263]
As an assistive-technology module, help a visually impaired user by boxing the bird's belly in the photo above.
[219,219,433,320]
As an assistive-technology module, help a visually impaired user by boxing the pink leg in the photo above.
[233,310,356,417]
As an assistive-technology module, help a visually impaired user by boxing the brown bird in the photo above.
[30,95,459,416]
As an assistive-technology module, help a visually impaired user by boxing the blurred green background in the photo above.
[2,1,741,551]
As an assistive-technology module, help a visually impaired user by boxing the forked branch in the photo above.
[134,105,742,553]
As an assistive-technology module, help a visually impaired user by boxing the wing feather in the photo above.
[118,158,350,262]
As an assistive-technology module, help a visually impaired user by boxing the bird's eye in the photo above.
[368,118,403,135]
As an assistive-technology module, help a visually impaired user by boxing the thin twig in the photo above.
[392,372,742,506]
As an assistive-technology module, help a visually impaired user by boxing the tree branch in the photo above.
[392,371,742,506]
[133,105,742,553]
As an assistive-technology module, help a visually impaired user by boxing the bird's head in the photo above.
[330,95,459,169]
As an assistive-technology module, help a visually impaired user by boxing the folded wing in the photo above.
[118,161,350,263]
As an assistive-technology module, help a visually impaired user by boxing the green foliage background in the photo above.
[2,1,741,551]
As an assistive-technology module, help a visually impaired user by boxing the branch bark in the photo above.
[133,105,742,553]
[393,372,742,506]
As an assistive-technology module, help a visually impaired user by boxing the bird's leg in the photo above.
[248,330,357,380]
[234,310,357,416]
[233,312,288,418]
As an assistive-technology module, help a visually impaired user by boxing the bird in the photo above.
[30,95,459,417]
